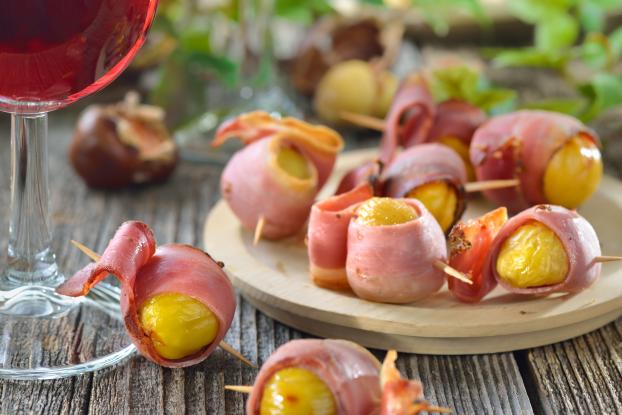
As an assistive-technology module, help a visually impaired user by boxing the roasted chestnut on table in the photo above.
[69,93,178,189]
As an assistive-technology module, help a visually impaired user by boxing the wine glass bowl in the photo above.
[0,0,157,113]
[0,0,158,379]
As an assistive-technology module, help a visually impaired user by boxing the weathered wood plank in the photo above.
[521,323,622,415]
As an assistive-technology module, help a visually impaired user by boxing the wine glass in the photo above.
[0,0,158,379]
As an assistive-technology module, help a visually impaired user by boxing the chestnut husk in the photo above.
[70,100,178,189]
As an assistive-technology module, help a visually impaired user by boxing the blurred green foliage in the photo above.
[143,0,622,127]
[142,0,335,127]
[490,0,622,122]
[362,0,489,35]
[430,66,516,113]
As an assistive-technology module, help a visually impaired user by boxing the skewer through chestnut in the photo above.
[308,183,472,304]
[448,205,619,303]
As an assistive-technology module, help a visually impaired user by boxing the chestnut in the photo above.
[69,93,178,189]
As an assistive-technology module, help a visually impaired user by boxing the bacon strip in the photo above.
[379,74,435,164]
[485,205,601,295]
[382,143,467,198]
[246,339,381,415]
[220,136,319,240]
[213,111,344,187]
[380,350,426,415]
[448,207,508,303]
[346,199,447,304]
[56,222,236,368]
[382,143,467,231]
[427,99,487,145]
[470,110,600,213]
[335,159,383,196]
[56,221,156,297]
[308,184,374,290]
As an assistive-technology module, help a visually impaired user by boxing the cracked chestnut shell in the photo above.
[69,99,178,189]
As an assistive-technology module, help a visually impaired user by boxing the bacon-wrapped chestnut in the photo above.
[382,143,468,233]
[484,205,601,295]
[56,221,236,367]
[243,339,445,415]
[246,339,382,415]
[347,197,447,303]
[213,111,344,240]
[470,110,602,213]
[447,207,508,303]
[308,184,374,290]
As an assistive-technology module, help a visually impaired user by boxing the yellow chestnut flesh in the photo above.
[543,135,602,209]
[356,197,418,226]
[138,292,219,360]
[260,368,336,415]
[438,136,475,182]
[496,222,569,288]
[407,182,457,232]
[276,147,311,180]
[313,60,397,123]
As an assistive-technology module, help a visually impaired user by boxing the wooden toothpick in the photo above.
[340,111,386,131]
[433,260,473,285]
[70,240,256,368]
[595,256,622,263]
[254,216,266,246]
[225,385,253,394]
[218,341,257,368]
[464,179,520,193]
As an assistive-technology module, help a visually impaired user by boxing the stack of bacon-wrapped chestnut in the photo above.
[216,71,608,306]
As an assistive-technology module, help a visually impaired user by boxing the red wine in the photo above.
[0,0,157,113]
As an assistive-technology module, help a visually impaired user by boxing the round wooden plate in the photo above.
[204,149,622,354]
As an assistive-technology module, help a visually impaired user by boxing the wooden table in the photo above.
[0,107,621,415]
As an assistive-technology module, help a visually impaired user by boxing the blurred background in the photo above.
[58,0,622,166]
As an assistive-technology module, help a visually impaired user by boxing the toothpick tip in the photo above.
[219,341,257,368]
[433,260,473,285]
[224,385,253,394]
[253,217,266,246]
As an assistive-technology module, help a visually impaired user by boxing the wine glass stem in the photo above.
[6,113,60,286]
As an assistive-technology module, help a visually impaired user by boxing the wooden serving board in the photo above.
[204,149,622,354]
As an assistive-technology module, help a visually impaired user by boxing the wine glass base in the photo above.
[0,282,135,380]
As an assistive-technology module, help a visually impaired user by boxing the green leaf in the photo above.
[581,33,612,70]
[492,48,568,69]
[508,0,574,24]
[609,27,622,59]
[430,66,479,103]
[578,1,605,32]
[430,66,516,113]
[521,98,586,116]
[579,73,622,121]
[179,30,212,55]
[535,12,579,51]
[471,89,518,112]
[275,0,333,23]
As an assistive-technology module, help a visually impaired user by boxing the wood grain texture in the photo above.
[0,72,621,413]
